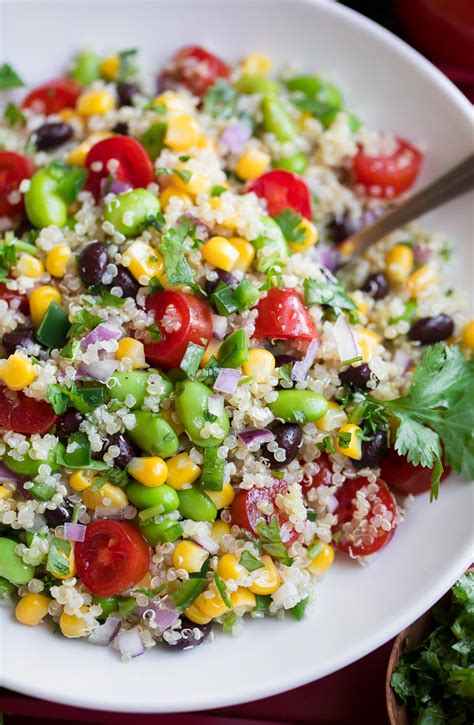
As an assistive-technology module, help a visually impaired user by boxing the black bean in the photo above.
[274,353,299,366]
[116,82,141,108]
[2,327,36,355]
[57,409,84,443]
[105,433,136,469]
[108,265,139,298]
[34,122,73,151]
[408,314,454,345]
[164,617,212,651]
[205,270,238,296]
[329,213,359,245]
[112,122,129,135]
[362,272,389,300]
[79,242,109,289]
[262,423,303,469]
[44,498,74,527]
[339,363,376,391]
[354,430,388,470]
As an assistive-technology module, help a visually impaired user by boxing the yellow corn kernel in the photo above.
[121,241,165,284]
[128,456,168,487]
[29,285,62,327]
[82,482,128,511]
[173,168,210,195]
[316,401,347,432]
[228,237,255,272]
[461,319,474,350]
[242,348,275,383]
[154,91,194,117]
[159,185,193,210]
[116,337,147,369]
[241,52,273,77]
[201,339,221,367]
[201,236,240,272]
[235,148,271,181]
[45,245,72,278]
[194,586,229,619]
[217,553,245,581]
[335,423,363,460]
[59,607,90,638]
[208,197,236,230]
[136,571,152,588]
[385,244,414,284]
[249,555,281,595]
[164,115,201,151]
[165,452,201,490]
[230,587,256,610]
[172,540,208,574]
[160,406,184,435]
[206,483,235,510]
[66,131,113,166]
[211,519,231,544]
[288,218,319,253]
[77,89,115,116]
[307,543,334,576]
[58,108,84,126]
[15,593,51,626]
[0,353,36,391]
[349,292,368,319]
[13,253,44,279]
[100,54,120,80]
[69,470,94,492]
[195,135,214,150]
[185,601,212,625]
[0,485,13,500]
[356,328,381,362]
[407,264,439,297]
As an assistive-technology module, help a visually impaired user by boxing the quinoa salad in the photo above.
[0,47,472,660]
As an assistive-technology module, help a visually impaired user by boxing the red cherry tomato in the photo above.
[253,288,317,344]
[248,170,313,219]
[22,78,81,115]
[0,152,33,219]
[334,477,397,557]
[0,388,59,434]
[230,480,299,545]
[302,453,334,493]
[85,136,155,199]
[159,45,230,97]
[380,447,450,496]
[144,291,212,369]
[353,137,422,198]
[0,282,29,315]
[75,520,150,597]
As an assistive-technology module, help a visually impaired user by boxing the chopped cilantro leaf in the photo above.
[211,185,227,197]
[67,309,103,339]
[203,79,237,119]
[304,277,356,311]
[239,550,264,572]
[213,571,232,609]
[159,218,196,288]
[274,208,307,246]
[148,275,164,294]
[180,342,204,378]
[0,63,24,89]
[255,516,294,566]
[3,102,26,126]
[117,48,138,81]
[94,290,125,307]
[146,323,162,342]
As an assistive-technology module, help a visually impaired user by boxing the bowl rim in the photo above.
[1,0,473,713]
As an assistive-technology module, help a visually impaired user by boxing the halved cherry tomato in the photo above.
[159,45,230,97]
[248,170,313,219]
[230,480,299,545]
[0,388,59,434]
[253,288,317,344]
[380,448,450,496]
[85,136,155,200]
[333,477,397,557]
[22,78,81,115]
[0,152,33,219]
[353,137,422,198]
[75,520,150,597]
[0,282,29,315]
[302,453,333,492]
[144,291,212,369]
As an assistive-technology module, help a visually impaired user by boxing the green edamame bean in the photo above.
[29,480,58,502]
[3,443,64,478]
[107,369,173,408]
[175,381,229,447]
[178,486,217,522]
[0,538,35,585]
[71,50,101,86]
[92,595,119,620]
[0,576,15,601]
[269,390,329,423]
[128,411,179,458]
[252,216,289,271]
[140,122,167,161]
[273,152,308,174]
[218,329,249,368]
[127,482,179,512]
[104,189,160,237]
[25,169,68,228]
[140,518,183,545]
[234,76,279,95]
[286,75,321,97]
[261,96,296,142]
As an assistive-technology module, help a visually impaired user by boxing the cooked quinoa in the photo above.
[0,47,472,660]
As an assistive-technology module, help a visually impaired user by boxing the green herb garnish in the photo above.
[3,102,26,126]
[239,550,264,573]
[214,571,232,609]
[274,208,306,246]
[304,277,356,311]
[0,63,24,89]
[203,79,237,119]
[159,218,196,288]
[180,342,205,378]
[255,516,293,566]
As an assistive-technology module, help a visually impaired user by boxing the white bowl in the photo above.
[1,0,473,713]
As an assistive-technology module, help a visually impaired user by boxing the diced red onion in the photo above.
[291,338,320,382]
[88,616,121,646]
[310,244,340,272]
[100,177,133,197]
[238,428,274,448]
[191,534,219,555]
[94,506,127,520]
[413,243,431,264]
[78,358,118,383]
[117,628,144,658]
[64,522,87,542]
[333,314,359,363]
[208,394,224,417]
[211,313,228,341]
[393,349,413,373]
[81,322,122,350]
[213,367,241,394]
[220,121,251,153]
[137,597,179,633]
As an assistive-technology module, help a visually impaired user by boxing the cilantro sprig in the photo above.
[255,516,294,566]
[159,218,198,290]
[0,63,24,89]
[304,277,356,311]
[274,208,307,246]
